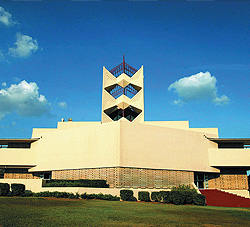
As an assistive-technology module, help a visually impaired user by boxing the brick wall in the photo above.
[4,168,40,179]
[52,167,194,189]
[208,168,248,190]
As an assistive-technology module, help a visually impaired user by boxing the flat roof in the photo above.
[208,138,250,145]
[0,138,40,145]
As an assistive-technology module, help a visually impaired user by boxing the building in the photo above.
[0,58,250,197]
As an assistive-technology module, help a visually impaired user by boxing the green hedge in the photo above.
[171,185,199,205]
[33,191,75,198]
[120,189,137,201]
[193,194,206,206]
[162,191,171,204]
[146,185,206,206]
[182,190,197,204]
[170,191,185,205]
[11,183,25,196]
[21,190,33,197]
[31,191,119,200]
[0,169,4,179]
[0,183,10,196]
[138,191,150,202]
[43,179,109,188]
[151,192,160,202]
[80,193,120,201]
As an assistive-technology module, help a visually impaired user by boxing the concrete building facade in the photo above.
[0,58,250,196]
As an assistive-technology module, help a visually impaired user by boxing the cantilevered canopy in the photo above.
[0,138,39,145]
[208,138,250,145]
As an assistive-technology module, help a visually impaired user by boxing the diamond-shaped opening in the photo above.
[109,62,137,78]
[104,106,123,121]
[105,84,123,99]
[104,105,142,122]
[105,84,141,99]
[124,105,142,122]
[124,84,141,99]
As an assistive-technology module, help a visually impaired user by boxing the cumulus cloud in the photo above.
[212,95,230,106]
[9,33,39,58]
[58,101,67,109]
[168,71,230,106]
[0,80,51,119]
[0,6,17,27]
[2,82,6,87]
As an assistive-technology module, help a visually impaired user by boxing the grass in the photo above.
[0,198,250,226]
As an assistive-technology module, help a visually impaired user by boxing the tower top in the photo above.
[101,57,144,123]
[109,56,138,78]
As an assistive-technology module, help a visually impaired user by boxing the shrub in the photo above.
[182,190,196,204]
[159,191,170,202]
[170,191,185,205]
[11,183,25,196]
[193,194,206,206]
[40,191,52,197]
[44,179,109,188]
[79,192,120,201]
[171,185,198,205]
[138,191,151,202]
[0,169,5,179]
[120,190,134,201]
[80,192,88,199]
[21,190,33,197]
[162,192,172,204]
[68,193,78,199]
[130,196,137,201]
[151,192,160,202]
[55,192,69,198]
[0,183,10,196]
[6,191,14,197]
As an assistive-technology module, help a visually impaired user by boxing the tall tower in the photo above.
[102,56,144,123]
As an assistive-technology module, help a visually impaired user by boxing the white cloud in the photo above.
[213,95,230,106]
[9,33,39,58]
[168,71,230,106]
[58,101,67,109]
[0,6,17,27]
[2,82,6,87]
[0,50,4,61]
[0,80,51,119]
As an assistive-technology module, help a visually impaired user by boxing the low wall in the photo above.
[0,179,43,192]
[0,179,170,198]
[222,190,250,198]
[41,187,170,198]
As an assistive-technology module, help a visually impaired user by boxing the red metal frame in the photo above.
[109,55,137,77]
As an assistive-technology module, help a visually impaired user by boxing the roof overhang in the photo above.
[0,165,36,168]
[0,138,40,145]
[208,138,250,145]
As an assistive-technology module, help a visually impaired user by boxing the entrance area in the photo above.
[194,173,208,189]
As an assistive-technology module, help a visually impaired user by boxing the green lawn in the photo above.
[0,198,250,227]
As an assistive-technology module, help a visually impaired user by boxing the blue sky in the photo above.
[0,1,250,138]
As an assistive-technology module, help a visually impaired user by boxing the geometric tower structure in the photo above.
[102,56,144,123]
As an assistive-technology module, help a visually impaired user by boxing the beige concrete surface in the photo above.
[144,121,190,129]
[29,121,120,172]
[0,179,43,192]
[0,179,171,198]
[120,120,219,172]
[209,148,250,167]
[0,148,35,166]
[0,120,223,173]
